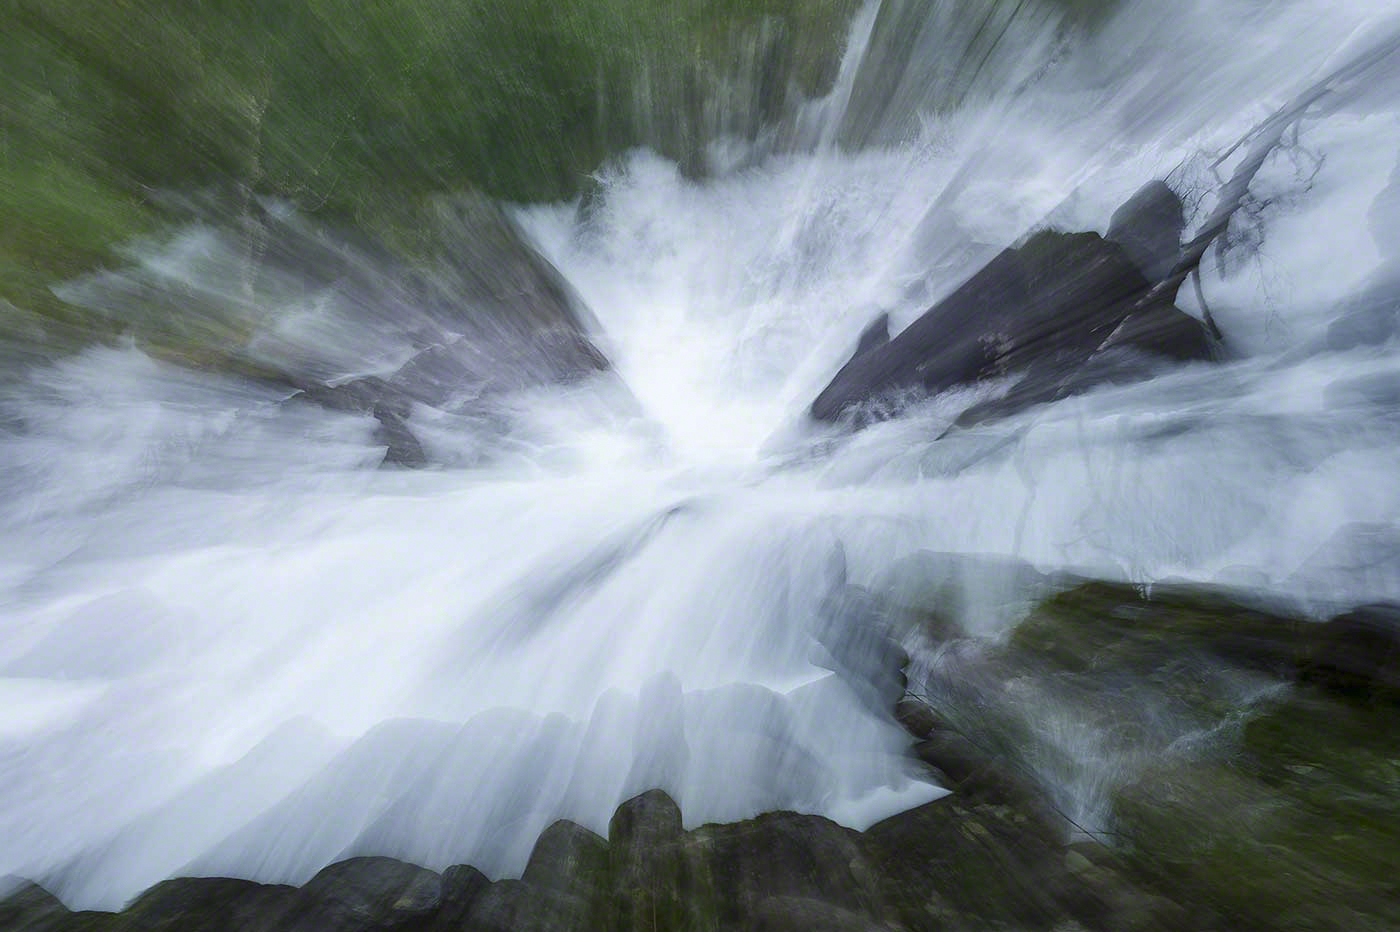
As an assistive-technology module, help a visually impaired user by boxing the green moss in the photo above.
[1009,581,1310,679]
[1112,689,1400,930]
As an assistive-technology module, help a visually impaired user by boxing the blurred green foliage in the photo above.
[1,0,857,337]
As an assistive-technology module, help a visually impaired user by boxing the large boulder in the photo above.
[811,182,1211,429]
[686,811,892,927]
[58,192,611,469]
[608,790,690,932]
[425,866,490,932]
[273,195,612,467]
[283,857,442,932]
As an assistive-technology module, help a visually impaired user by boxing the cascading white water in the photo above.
[3,0,1400,910]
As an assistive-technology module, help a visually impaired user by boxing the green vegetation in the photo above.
[2,0,858,346]
[1113,688,1400,930]
[995,582,1400,929]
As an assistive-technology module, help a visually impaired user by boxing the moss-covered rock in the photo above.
[892,575,1400,931]
[1111,687,1400,931]
[1007,580,1311,680]
[0,882,76,932]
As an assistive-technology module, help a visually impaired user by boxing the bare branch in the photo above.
[1138,28,1400,314]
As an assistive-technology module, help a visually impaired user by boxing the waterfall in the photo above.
[2,0,1399,910]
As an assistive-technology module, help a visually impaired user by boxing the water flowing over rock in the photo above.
[834,0,1119,149]
[55,192,612,467]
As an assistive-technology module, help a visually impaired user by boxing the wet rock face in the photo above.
[811,181,1211,429]
[268,195,612,468]
[0,788,1126,932]
[119,877,298,932]
[288,857,442,931]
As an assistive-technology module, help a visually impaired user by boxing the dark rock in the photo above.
[810,246,1030,421]
[893,696,946,739]
[120,877,297,932]
[288,376,428,469]
[292,377,414,419]
[610,789,684,852]
[811,230,1158,423]
[0,882,73,932]
[1041,843,1190,932]
[390,193,610,390]
[1106,180,1186,284]
[911,731,1046,812]
[750,895,899,932]
[811,182,1214,430]
[948,306,1213,433]
[371,407,428,469]
[284,857,442,932]
[1098,303,1213,362]
[608,791,691,932]
[853,313,892,359]
[461,879,590,932]
[861,798,1066,930]
[1302,602,1400,700]
[425,866,490,932]
[1008,581,1311,679]
[520,821,609,898]
[679,813,889,929]
[1113,689,1400,931]
[912,731,992,787]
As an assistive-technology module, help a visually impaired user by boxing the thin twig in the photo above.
[1138,27,1400,316]
[1191,268,1223,341]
